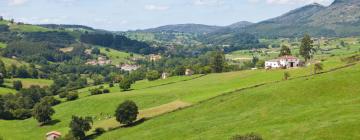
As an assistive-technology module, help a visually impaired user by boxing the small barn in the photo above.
[46,131,61,140]
[185,69,194,76]
[161,72,169,79]
[265,55,300,69]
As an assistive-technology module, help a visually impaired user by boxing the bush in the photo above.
[119,78,132,91]
[109,83,114,87]
[11,109,32,120]
[66,92,79,101]
[41,96,61,106]
[94,127,106,135]
[90,88,103,95]
[59,92,68,98]
[13,80,23,91]
[103,89,110,93]
[231,133,263,140]
[146,70,160,81]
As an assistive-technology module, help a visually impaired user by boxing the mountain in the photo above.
[243,1,360,37]
[226,21,253,29]
[141,24,222,34]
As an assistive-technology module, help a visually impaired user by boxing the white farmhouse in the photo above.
[265,55,300,69]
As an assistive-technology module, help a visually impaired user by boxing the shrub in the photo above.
[103,89,110,93]
[90,88,103,95]
[13,80,23,91]
[109,83,114,87]
[41,96,61,106]
[59,92,68,98]
[146,70,160,81]
[11,109,32,120]
[231,133,263,140]
[94,127,106,135]
[119,78,132,91]
[66,92,79,101]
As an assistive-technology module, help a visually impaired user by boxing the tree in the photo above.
[283,72,290,80]
[211,51,225,73]
[0,76,3,86]
[119,78,132,91]
[279,45,292,57]
[91,47,100,55]
[299,34,315,62]
[32,101,55,125]
[0,60,6,78]
[115,100,138,125]
[66,92,79,101]
[69,115,93,140]
[0,16,3,21]
[314,62,323,74]
[146,70,160,81]
[13,80,23,91]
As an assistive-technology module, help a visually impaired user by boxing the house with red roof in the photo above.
[46,131,62,140]
[265,55,300,69]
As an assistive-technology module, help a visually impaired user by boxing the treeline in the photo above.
[0,86,58,120]
[80,33,163,54]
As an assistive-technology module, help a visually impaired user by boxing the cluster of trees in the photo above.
[0,60,39,79]
[80,33,162,54]
[64,100,138,140]
[0,85,58,120]
[140,51,234,77]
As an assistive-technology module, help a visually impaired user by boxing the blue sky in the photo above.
[0,0,334,31]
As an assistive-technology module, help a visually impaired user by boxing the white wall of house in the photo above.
[265,61,280,68]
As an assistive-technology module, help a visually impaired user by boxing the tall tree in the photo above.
[13,80,22,91]
[211,51,225,73]
[0,59,6,78]
[32,101,55,125]
[119,78,132,91]
[115,100,139,126]
[299,34,315,62]
[279,45,292,57]
[68,116,93,140]
[314,62,323,74]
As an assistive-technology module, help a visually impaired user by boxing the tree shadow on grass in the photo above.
[86,118,147,139]
[43,119,61,126]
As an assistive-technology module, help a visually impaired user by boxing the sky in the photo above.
[0,0,334,31]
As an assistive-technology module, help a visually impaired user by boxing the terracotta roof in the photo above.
[46,131,62,136]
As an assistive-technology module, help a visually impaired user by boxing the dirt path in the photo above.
[92,100,191,130]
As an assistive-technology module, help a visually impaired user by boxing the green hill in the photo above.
[0,53,352,139]
[98,63,360,140]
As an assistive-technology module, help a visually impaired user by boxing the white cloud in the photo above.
[8,0,29,6]
[193,0,224,6]
[144,4,169,11]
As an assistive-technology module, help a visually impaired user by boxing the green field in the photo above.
[0,42,6,49]
[4,78,53,88]
[99,63,360,140]
[0,87,16,94]
[9,24,50,32]
[98,47,143,65]
[0,53,353,139]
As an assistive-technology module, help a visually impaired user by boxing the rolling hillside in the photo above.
[241,0,360,37]
[99,63,360,140]
[0,53,354,139]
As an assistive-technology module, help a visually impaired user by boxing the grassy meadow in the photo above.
[99,63,360,140]
[0,52,354,139]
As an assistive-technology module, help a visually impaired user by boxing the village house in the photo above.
[46,131,61,140]
[149,54,162,61]
[118,64,140,72]
[85,56,112,66]
[161,72,169,79]
[185,69,194,76]
[265,55,300,69]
